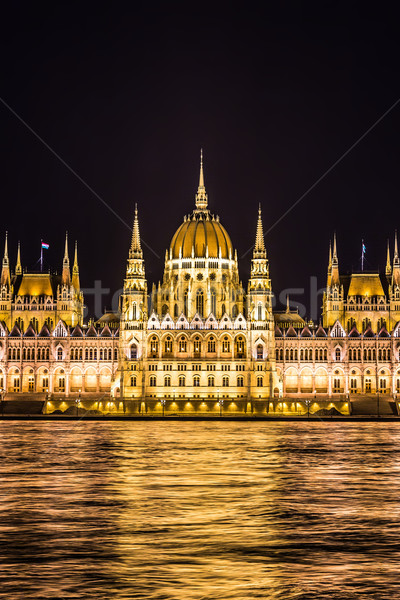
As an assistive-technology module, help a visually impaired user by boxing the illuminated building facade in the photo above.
[1,155,400,415]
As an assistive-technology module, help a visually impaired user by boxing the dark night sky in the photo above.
[1,3,399,319]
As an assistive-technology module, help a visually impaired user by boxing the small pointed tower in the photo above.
[323,233,343,327]
[386,240,392,277]
[0,232,11,288]
[61,232,71,286]
[392,231,400,287]
[15,242,22,275]
[72,241,80,292]
[247,205,279,400]
[388,231,400,329]
[118,205,148,402]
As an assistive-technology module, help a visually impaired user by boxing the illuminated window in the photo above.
[193,375,200,387]
[222,337,230,353]
[235,337,245,357]
[132,303,137,320]
[28,377,34,392]
[256,344,263,360]
[57,347,63,361]
[164,337,173,353]
[208,375,214,387]
[178,337,187,352]
[257,376,263,387]
[237,376,244,387]
[179,375,185,387]
[149,376,156,387]
[196,290,204,317]
[365,378,371,393]
[164,375,171,387]
[257,303,262,321]
[222,376,229,387]
[335,348,341,361]
[130,375,137,387]
[210,289,216,315]
[207,337,216,353]
[193,337,201,354]
[149,336,159,356]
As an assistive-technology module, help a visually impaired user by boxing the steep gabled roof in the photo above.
[9,323,21,337]
[315,324,327,337]
[24,323,36,337]
[285,325,298,338]
[300,326,312,337]
[71,325,83,337]
[349,325,360,338]
[86,323,98,337]
[38,324,51,337]
[363,325,375,338]
[100,324,112,337]
[274,325,283,337]
[378,326,390,338]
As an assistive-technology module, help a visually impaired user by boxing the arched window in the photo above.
[149,336,159,357]
[31,317,38,332]
[237,376,244,387]
[208,375,215,387]
[256,344,263,360]
[57,347,63,361]
[179,375,185,387]
[196,290,204,317]
[300,349,304,361]
[221,303,226,316]
[164,336,173,354]
[193,337,201,354]
[232,304,238,318]
[235,337,245,357]
[222,376,229,387]
[130,375,137,386]
[149,375,156,387]
[210,289,216,315]
[222,336,230,353]
[130,344,138,359]
[184,290,188,315]
[132,303,137,320]
[174,304,179,317]
[257,376,263,387]
[164,375,171,387]
[207,337,216,353]
[193,375,200,387]
[335,348,341,361]
[178,337,187,352]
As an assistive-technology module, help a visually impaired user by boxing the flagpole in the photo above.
[40,239,43,272]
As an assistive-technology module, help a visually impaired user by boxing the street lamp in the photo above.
[161,398,166,417]
[305,399,310,418]
[217,389,223,417]
[0,388,5,418]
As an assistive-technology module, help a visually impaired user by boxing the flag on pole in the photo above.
[41,242,49,250]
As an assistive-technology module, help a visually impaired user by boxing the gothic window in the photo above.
[164,375,171,387]
[184,290,188,315]
[130,375,137,387]
[196,290,204,317]
[149,375,156,387]
[280,348,283,360]
[379,378,387,392]
[276,349,279,360]
[285,349,289,360]
[31,318,38,331]
[179,375,185,387]
[174,304,178,318]
[132,303,137,320]
[232,304,238,318]
[235,337,245,357]
[237,376,244,387]
[178,337,187,352]
[256,344,263,360]
[335,348,341,361]
[45,317,53,330]
[16,317,24,330]
[300,349,304,361]
[130,344,138,360]
[108,349,112,360]
[221,303,226,316]
[257,303,262,321]
[193,337,201,354]
[207,337,216,353]
[222,376,229,387]
[193,375,200,387]
[58,377,65,392]
[211,289,216,315]
[164,337,173,354]
[149,336,159,357]
[57,347,63,361]
[333,377,340,392]
[222,337,230,353]
[324,349,327,361]
[365,378,371,392]
[257,376,263,387]
[350,378,357,392]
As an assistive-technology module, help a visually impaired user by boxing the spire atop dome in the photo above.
[195,149,208,210]
[15,241,22,275]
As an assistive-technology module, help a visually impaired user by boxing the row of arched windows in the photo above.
[70,348,115,361]
[277,348,329,362]
[148,335,246,357]
[148,375,263,387]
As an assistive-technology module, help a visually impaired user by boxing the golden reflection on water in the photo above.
[1,422,400,599]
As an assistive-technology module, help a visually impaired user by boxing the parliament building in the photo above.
[1,155,400,416]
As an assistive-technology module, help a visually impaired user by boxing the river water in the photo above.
[0,421,399,599]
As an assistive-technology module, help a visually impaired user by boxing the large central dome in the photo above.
[170,213,233,259]
[169,151,234,260]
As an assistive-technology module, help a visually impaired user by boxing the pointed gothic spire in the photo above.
[61,231,71,286]
[1,232,10,287]
[393,231,400,286]
[286,294,290,313]
[328,241,332,268]
[195,149,208,210]
[386,240,392,276]
[72,241,80,291]
[253,204,267,257]
[15,241,22,275]
[129,204,143,258]
[331,232,340,286]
